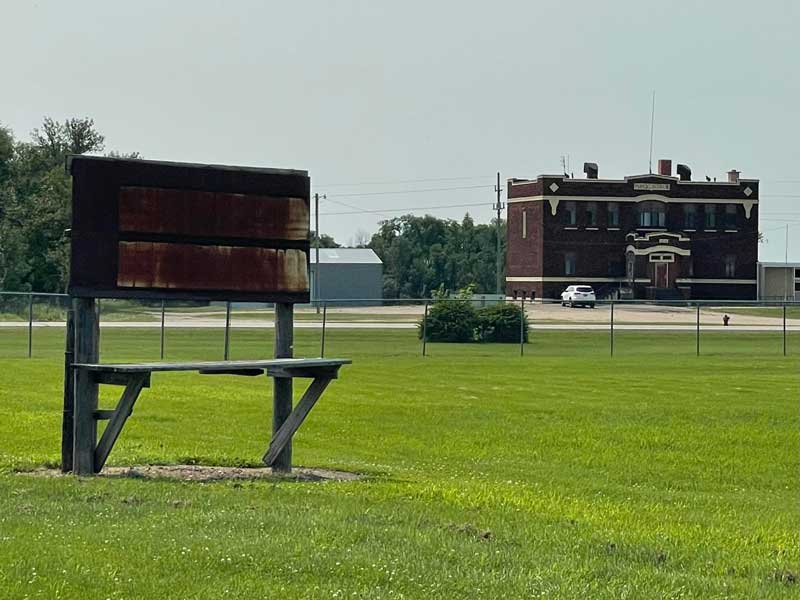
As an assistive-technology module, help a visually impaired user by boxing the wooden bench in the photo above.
[70,358,350,475]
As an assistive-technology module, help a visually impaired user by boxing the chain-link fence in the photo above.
[1,291,799,361]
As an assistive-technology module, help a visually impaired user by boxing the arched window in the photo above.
[638,201,666,228]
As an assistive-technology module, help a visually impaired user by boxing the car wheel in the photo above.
[569,300,574,308]
[589,303,595,309]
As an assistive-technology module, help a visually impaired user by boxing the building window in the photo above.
[565,252,576,275]
[563,201,577,226]
[683,204,696,229]
[607,202,619,227]
[639,201,666,228]
[724,255,736,277]
[522,210,527,239]
[705,204,717,229]
[725,204,737,229]
[586,202,597,226]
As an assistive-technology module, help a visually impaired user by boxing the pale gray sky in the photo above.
[2,0,798,259]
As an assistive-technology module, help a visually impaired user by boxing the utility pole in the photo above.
[493,172,505,296]
[314,193,325,314]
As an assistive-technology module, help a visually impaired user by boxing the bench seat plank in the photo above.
[73,358,350,374]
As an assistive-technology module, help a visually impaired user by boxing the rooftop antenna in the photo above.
[648,90,656,174]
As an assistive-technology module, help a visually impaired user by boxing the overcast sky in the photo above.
[2,0,798,260]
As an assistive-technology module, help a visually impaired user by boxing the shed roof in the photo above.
[312,248,382,264]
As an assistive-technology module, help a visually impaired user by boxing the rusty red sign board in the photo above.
[67,156,311,303]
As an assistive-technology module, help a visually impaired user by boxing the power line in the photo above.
[324,184,493,199]
[324,196,392,219]
[320,201,490,217]
[316,175,493,188]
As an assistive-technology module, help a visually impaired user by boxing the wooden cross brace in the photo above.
[91,372,150,473]
[262,375,333,467]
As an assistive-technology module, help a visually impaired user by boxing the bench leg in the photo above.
[93,374,148,473]
[263,377,333,469]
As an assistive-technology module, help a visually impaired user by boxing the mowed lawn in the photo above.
[0,327,798,599]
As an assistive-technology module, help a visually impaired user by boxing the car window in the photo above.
[576,286,593,293]
[566,286,574,292]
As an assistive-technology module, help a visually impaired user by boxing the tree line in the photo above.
[0,117,504,298]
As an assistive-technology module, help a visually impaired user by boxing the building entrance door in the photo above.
[650,253,677,288]
[655,263,669,288]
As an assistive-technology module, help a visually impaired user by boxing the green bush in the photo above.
[419,286,479,343]
[478,302,529,343]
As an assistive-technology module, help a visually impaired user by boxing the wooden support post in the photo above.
[72,298,100,475]
[272,302,294,472]
[60,310,75,473]
[263,376,332,466]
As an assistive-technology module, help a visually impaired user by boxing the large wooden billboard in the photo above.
[67,156,311,303]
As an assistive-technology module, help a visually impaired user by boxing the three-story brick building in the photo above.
[506,160,759,300]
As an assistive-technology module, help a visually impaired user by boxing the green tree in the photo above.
[311,232,340,248]
[369,213,505,298]
[0,117,108,292]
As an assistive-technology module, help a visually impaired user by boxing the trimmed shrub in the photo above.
[478,302,529,343]
[419,287,479,343]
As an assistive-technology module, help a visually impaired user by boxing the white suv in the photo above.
[561,285,596,308]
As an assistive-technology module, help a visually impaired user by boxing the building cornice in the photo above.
[507,194,759,205]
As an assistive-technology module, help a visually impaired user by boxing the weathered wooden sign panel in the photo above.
[67,156,310,302]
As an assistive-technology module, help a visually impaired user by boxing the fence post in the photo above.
[519,297,525,356]
[610,301,614,357]
[783,303,787,357]
[696,303,700,356]
[223,301,231,360]
[422,301,429,357]
[160,299,166,360]
[27,293,34,358]
[320,302,327,358]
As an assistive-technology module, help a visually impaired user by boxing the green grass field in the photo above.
[0,327,798,598]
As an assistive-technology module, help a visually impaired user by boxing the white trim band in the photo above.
[507,276,651,283]
[508,194,758,205]
[625,244,691,256]
[674,278,756,285]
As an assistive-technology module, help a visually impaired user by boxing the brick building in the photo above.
[505,160,759,300]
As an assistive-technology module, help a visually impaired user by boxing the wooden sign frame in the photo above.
[67,156,311,303]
